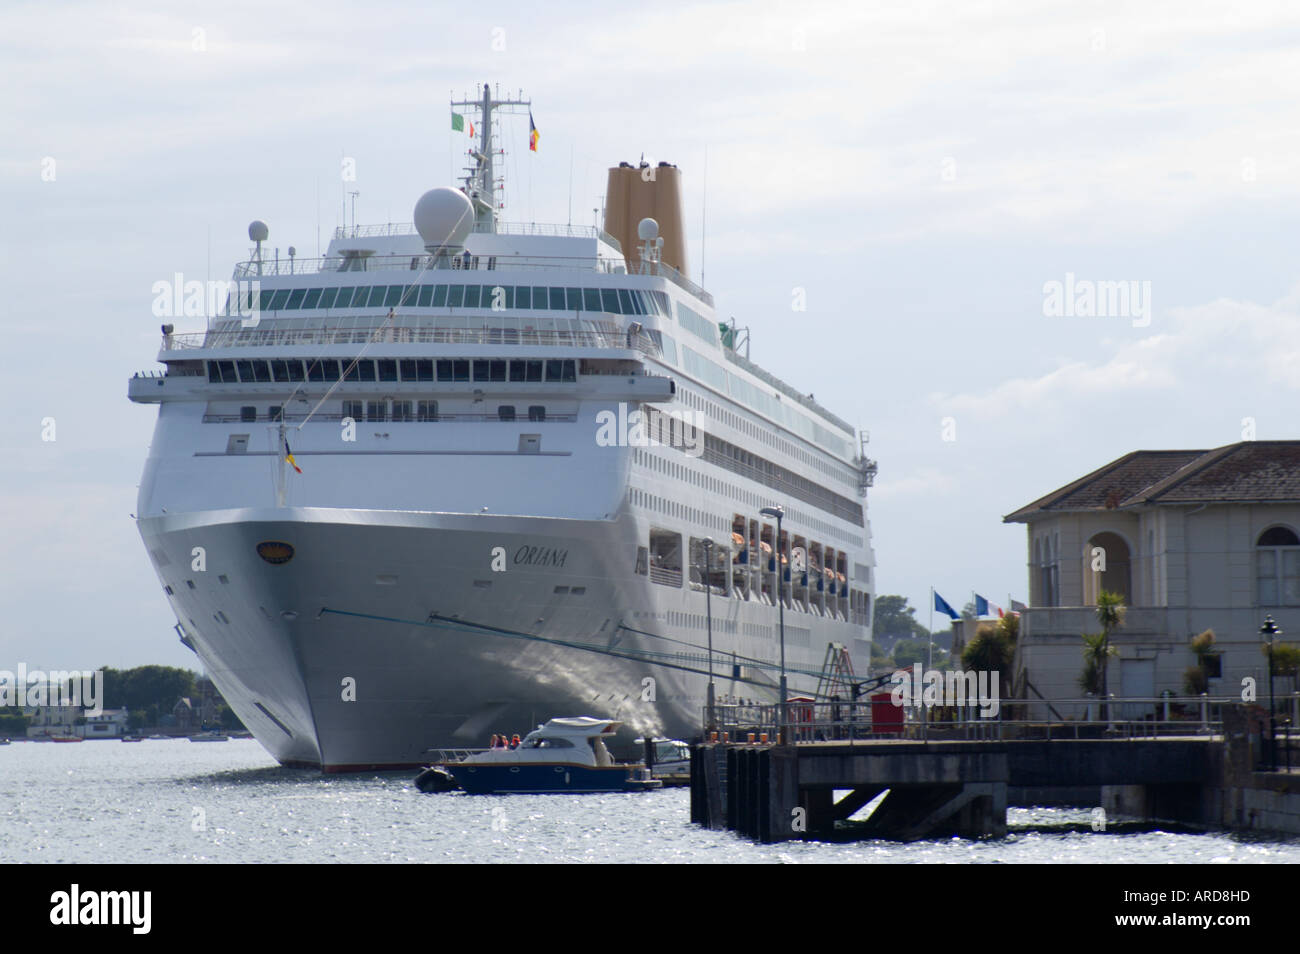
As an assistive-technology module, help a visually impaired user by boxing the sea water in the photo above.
[2,739,1297,864]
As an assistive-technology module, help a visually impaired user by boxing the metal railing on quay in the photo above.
[701,695,1251,745]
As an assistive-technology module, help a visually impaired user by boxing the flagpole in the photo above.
[927,599,933,671]
[276,419,287,509]
[925,587,933,742]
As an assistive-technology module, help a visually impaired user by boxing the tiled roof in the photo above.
[1132,442,1300,504]
[1004,442,1300,521]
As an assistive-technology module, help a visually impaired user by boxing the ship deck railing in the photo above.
[200,411,579,424]
[234,252,627,279]
[163,325,662,358]
[333,220,623,250]
[234,248,712,308]
[722,349,854,437]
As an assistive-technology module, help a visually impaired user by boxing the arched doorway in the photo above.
[1085,531,1131,604]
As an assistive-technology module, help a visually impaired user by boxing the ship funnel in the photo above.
[413,187,475,257]
[604,161,688,278]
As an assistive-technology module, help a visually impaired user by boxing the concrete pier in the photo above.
[691,705,1300,842]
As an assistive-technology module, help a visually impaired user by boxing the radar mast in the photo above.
[451,82,532,234]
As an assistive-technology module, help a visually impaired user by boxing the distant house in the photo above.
[25,704,83,738]
[1004,441,1300,712]
[82,709,129,738]
[172,697,195,731]
[194,676,221,726]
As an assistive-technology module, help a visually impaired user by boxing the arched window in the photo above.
[1256,526,1300,606]
[1036,536,1057,607]
[1034,539,1042,603]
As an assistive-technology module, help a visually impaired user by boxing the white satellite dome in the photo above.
[248,220,269,242]
[413,188,475,249]
[637,217,659,241]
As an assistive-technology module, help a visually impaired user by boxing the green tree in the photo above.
[1184,629,1217,695]
[872,595,931,642]
[101,665,196,713]
[217,704,246,731]
[1094,590,1126,718]
[962,622,1015,684]
[0,711,28,736]
[1264,642,1300,678]
[893,639,928,669]
[1079,632,1118,697]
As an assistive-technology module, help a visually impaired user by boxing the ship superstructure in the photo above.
[129,85,877,769]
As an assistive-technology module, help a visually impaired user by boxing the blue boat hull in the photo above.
[449,762,639,794]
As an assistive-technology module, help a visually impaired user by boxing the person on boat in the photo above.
[510,734,521,749]
[489,734,500,749]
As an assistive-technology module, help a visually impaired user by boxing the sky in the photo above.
[4,0,1300,669]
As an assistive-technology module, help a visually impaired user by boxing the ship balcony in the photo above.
[162,324,662,359]
[128,368,205,403]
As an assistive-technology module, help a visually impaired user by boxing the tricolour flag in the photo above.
[284,438,302,474]
[934,591,960,621]
[529,112,539,152]
[975,593,1003,618]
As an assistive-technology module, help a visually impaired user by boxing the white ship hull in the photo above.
[141,507,865,770]
[131,90,877,771]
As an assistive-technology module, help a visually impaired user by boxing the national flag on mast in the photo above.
[529,112,539,152]
[284,437,302,474]
[934,591,960,621]
[974,593,1003,618]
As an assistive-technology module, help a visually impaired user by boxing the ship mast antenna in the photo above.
[451,81,531,234]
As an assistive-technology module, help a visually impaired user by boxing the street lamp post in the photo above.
[702,537,716,732]
[1262,614,1281,770]
[760,506,787,742]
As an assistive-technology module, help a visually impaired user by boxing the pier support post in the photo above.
[798,787,835,838]
[768,746,799,842]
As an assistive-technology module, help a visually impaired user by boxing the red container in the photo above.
[871,691,904,734]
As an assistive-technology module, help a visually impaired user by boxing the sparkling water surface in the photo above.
[3,739,1297,864]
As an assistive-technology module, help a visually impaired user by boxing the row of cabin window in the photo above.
[239,402,546,423]
[241,283,671,317]
[208,358,577,385]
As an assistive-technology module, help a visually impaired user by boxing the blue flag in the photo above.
[974,594,989,617]
[934,591,960,620]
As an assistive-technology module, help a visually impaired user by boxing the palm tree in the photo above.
[1095,589,1127,720]
[1079,632,1116,696]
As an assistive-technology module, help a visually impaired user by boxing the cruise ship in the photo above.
[129,85,877,770]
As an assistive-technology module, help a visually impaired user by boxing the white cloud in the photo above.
[935,287,1300,423]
